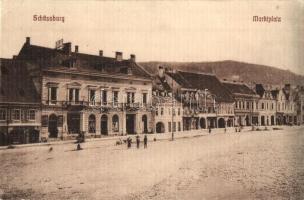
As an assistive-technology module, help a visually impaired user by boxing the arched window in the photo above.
[112,115,119,132]
[88,114,96,133]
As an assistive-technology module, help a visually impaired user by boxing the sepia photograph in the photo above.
[0,0,304,199]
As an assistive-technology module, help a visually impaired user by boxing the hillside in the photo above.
[139,60,304,86]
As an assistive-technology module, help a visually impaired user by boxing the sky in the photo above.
[1,0,304,74]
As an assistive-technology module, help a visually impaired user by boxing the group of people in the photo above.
[127,134,148,149]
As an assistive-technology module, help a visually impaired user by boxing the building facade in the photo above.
[152,74,183,134]
[271,84,297,125]
[255,84,277,126]
[16,37,153,141]
[222,81,260,127]
[0,59,41,145]
[157,67,235,130]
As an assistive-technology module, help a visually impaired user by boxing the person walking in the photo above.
[127,137,132,149]
[136,135,140,149]
[144,135,148,148]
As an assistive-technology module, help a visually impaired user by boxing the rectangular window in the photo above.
[161,107,164,115]
[173,122,176,132]
[246,102,249,109]
[113,91,119,103]
[262,103,265,109]
[89,90,96,105]
[69,89,73,102]
[168,122,171,132]
[12,109,20,121]
[142,93,147,104]
[21,110,27,121]
[178,122,181,131]
[156,108,159,116]
[68,88,80,102]
[127,92,135,104]
[178,108,180,115]
[28,110,35,121]
[0,109,6,120]
[50,87,57,104]
[75,89,79,102]
[172,108,176,115]
[102,90,107,104]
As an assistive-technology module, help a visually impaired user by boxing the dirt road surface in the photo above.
[1,127,303,200]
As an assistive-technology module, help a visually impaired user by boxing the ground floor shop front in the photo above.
[0,125,40,146]
[40,108,152,140]
[182,115,235,130]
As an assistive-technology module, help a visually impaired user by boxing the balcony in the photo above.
[42,100,150,111]
[183,107,216,116]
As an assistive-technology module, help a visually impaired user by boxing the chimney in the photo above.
[75,45,79,53]
[26,37,30,45]
[159,66,164,78]
[115,52,123,61]
[63,42,72,54]
[99,50,103,56]
[130,54,136,62]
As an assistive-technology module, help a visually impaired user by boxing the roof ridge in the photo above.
[177,70,216,76]
[28,44,130,61]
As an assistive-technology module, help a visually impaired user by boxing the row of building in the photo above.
[1,37,304,145]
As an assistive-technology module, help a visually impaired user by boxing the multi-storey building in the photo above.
[294,86,304,125]
[272,84,297,125]
[0,58,41,145]
[157,67,235,130]
[255,84,277,126]
[222,81,260,126]
[152,72,183,134]
[15,37,153,140]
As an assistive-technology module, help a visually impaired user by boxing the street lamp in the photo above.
[170,68,174,141]
[204,89,208,113]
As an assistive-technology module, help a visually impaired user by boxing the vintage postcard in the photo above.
[0,0,303,199]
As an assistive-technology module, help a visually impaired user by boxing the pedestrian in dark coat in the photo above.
[127,137,132,149]
[136,135,140,149]
[208,127,211,134]
[144,135,148,148]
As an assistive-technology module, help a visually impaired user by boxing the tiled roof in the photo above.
[166,71,234,102]
[0,59,40,103]
[222,82,256,96]
[17,42,151,79]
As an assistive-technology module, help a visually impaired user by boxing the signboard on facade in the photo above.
[41,115,48,127]
[55,39,64,49]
